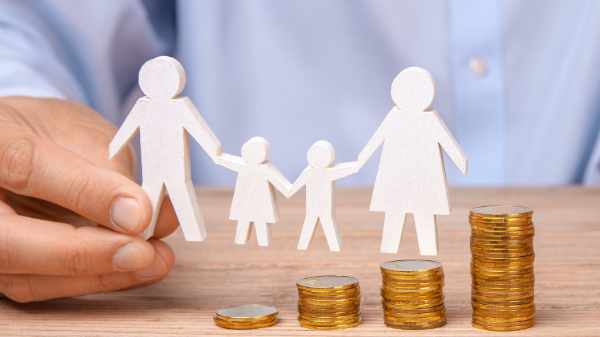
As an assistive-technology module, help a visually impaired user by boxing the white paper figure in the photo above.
[216,137,291,247]
[357,67,468,256]
[109,56,222,241]
[289,141,358,252]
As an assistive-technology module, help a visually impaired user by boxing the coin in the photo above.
[213,304,278,330]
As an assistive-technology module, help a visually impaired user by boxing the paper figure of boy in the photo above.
[289,140,359,252]
[215,137,291,247]
[109,56,222,241]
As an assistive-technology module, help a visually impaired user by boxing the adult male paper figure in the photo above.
[109,56,222,241]
[358,67,468,256]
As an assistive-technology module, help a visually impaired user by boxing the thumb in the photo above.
[0,133,151,234]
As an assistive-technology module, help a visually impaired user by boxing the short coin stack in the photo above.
[213,304,278,329]
[470,205,535,331]
[297,275,361,330]
[380,260,447,330]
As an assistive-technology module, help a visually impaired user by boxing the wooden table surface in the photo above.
[1,187,599,336]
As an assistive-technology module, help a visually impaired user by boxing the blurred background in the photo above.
[2,0,600,187]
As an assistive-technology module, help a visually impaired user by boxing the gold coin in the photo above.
[214,304,277,320]
[470,205,532,217]
[297,275,358,291]
[382,286,443,296]
[214,320,277,330]
[384,312,446,323]
[471,223,534,231]
[384,308,446,318]
[383,303,445,313]
[299,318,361,330]
[472,320,534,331]
[472,301,535,309]
[385,318,447,330]
[381,260,443,276]
[213,304,278,330]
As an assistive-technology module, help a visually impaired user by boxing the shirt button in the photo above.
[469,57,488,77]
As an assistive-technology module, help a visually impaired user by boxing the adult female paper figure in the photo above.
[215,137,292,247]
[357,67,468,256]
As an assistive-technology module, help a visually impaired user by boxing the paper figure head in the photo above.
[307,140,335,168]
[242,137,270,164]
[139,56,187,99]
[391,67,435,112]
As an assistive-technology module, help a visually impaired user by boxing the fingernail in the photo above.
[110,197,142,232]
[112,242,151,271]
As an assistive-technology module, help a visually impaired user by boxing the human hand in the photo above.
[0,97,178,302]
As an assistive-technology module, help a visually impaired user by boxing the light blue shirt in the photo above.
[2,0,600,186]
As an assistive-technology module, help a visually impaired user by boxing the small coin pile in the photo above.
[380,260,447,330]
[297,275,361,330]
[213,304,278,329]
[470,205,535,331]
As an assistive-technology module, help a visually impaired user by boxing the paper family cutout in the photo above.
[110,56,467,256]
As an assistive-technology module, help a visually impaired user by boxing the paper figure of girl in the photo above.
[357,67,468,256]
[216,137,292,247]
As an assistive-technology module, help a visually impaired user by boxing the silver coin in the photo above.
[297,275,359,289]
[471,205,532,217]
[382,260,441,272]
[216,304,278,319]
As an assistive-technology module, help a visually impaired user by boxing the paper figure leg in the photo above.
[234,220,251,245]
[380,212,406,254]
[165,180,207,241]
[141,182,165,240]
[297,214,318,250]
[414,213,439,256]
[319,215,342,252]
[254,222,270,247]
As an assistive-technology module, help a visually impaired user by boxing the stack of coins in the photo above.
[297,275,361,330]
[380,260,447,330]
[213,304,278,329]
[470,205,535,331]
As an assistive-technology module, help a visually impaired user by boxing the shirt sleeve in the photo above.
[0,2,86,101]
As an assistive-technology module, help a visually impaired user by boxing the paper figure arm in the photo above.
[108,98,145,159]
[328,161,360,181]
[431,111,468,175]
[214,153,245,172]
[180,97,222,160]
[265,163,293,198]
[288,167,310,197]
[357,113,388,167]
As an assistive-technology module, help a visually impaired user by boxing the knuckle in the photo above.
[62,244,93,275]
[0,136,35,191]
[64,172,94,212]
[95,273,119,292]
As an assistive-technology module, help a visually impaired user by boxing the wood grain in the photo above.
[1,187,599,336]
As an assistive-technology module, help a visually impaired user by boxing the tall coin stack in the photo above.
[380,260,447,330]
[470,205,535,331]
[297,275,361,330]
